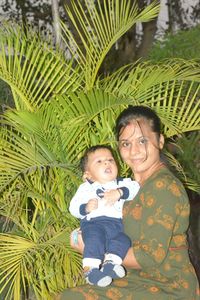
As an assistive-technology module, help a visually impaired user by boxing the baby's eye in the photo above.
[108,158,114,163]
[97,160,102,163]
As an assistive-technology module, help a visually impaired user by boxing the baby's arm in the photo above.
[118,178,140,201]
[103,178,140,206]
[102,189,122,206]
[85,198,98,213]
[69,182,98,218]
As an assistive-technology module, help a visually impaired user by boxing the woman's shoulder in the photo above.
[144,167,188,200]
[150,167,181,184]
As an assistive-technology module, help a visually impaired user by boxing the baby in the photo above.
[69,145,140,287]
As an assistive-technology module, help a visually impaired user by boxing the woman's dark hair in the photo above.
[80,145,115,173]
[115,105,161,140]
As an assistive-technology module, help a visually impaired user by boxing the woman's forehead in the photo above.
[119,120,151,140]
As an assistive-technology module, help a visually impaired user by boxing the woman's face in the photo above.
[118,119,164,182]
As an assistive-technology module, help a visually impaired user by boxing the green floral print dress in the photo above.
[59,167,200,300]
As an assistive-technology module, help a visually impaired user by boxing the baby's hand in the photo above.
[86,198,98,213]
[103,189,122,206]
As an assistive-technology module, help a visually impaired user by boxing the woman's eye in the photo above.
[121,142,130,148]
[139,137,148,145]
[119,141,130,148]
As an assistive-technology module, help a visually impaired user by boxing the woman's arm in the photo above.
[123,247,141,269]
[70,229,141,269]
[123,171,190,270]
[70,229,84,253]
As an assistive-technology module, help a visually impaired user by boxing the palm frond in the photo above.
[0,24,83,110]
[0,229,83,300]
[0,1,199,297]
[61,0,160,89]
[163,148,200,193]
[100,60,200,136]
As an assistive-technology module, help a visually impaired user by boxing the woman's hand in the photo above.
[70,228,84,254]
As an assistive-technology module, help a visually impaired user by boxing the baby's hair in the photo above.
[80,145,115,173]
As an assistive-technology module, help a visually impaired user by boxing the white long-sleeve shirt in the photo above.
[69,178,140,221]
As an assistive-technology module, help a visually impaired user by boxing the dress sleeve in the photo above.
[130,172,190,269]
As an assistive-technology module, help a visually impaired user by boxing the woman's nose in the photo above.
[130,143,139,155]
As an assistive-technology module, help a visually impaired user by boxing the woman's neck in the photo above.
[134,161,165,186]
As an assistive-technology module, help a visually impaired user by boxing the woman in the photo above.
[58,105,200,299]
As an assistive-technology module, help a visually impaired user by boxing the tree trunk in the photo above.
[51,0,61,46]
[167,0,186,32]
[134,0,158,60]
[135,18,158,60]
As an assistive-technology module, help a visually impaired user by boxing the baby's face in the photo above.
[84,149,118,184]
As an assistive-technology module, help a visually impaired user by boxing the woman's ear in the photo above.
[159,134,165,150]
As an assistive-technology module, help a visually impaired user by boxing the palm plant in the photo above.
[0,0,199,299]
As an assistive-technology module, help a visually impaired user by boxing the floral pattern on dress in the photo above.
[59,168,200,300]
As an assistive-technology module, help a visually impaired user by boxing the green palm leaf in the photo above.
[0,24,83,110]
[0,0,199,298]
[61,0,160,89]
[0,229,83,300]
[100,60,200,136]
